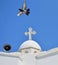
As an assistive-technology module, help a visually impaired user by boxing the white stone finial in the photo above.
[25,27,36,40]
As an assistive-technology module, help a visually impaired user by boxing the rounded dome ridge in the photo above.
[19,40,41,50]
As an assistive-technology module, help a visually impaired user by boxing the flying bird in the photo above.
[17,0,30,16]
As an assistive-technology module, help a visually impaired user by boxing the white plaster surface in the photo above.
[0,47,58,65]
[36,54,58,65]
[0,55,22,65]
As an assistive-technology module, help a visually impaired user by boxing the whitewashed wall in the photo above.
[0,48,58,65]
[22,54,36,65]
[36,53,58,65]
[0,55,22,65]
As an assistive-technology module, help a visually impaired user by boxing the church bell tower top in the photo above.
[19,27,41,51]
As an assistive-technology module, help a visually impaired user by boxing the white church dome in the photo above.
[19,40,41,50]
[19,27,41,52]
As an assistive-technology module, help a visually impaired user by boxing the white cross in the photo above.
[25,27,36,40]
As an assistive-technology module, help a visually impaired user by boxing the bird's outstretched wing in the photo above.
[17,12,23,16]
[23,0,26,10]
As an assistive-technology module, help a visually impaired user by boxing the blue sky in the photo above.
[0,0,58,52]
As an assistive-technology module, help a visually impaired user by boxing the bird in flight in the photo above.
[17,0,30,16]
